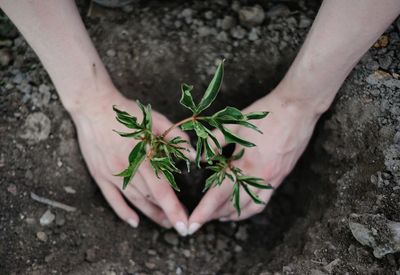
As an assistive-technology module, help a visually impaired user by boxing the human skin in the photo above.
[1,0,399,237]
[187,0,400,234]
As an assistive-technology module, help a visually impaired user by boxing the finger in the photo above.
[141,161,190,236]
[122,184,172,228]
[97,178,140,228]
[225,189,273,221]
[188,180,233,235]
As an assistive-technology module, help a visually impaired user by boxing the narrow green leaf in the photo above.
[204,127,222,154]
[180,83,197,113]
[216,124,256,147]
[204,139,216,161]
[217,119,263,134]
[193,121,209,139]
[245,111,269,120]
[237,176,272,190]
[113,129,144,138]
[195,137,203,168]
[232,149,245,160]
[161,169,180,191]
[196,60,224,114]
[137,100,152,130]
[241,183,264,204]
[169,136,188,145]
[212,106,244,120]
[122,141,147,189]
[114,166,132,177]
[232,183,241,216]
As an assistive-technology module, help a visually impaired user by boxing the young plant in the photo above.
[113,60,272,215]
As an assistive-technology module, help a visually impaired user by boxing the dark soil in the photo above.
[1,1,399,274]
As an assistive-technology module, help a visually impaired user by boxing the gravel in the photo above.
[40,209,56,226]
[19,112,51,144]
[238,5,265,28]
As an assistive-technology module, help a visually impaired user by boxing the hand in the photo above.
[70,89,192,236]
[188,90,320,234]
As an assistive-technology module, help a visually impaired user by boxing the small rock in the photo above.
[19,112,51,144]
[231,0,240,12]
[64,186,76,194]
[230,26,246,40]
[349,213,400,258]
[216,31,229,42]
[106,49,116,57]
[235,226,248,241]
[85,247,97,262]
[197,26,214,37]
[7,184,17,196]
[310,270,327,275]
[122,4,134,13]
[180,8,193,19]
[40,209,55,226]
[248,28,259,41]
[298,15,312,29]
[238,5,265,27]
[164,232,179,246]
[365,60,380,71]
[221,15,236,30]
[373,35,389,48]
[366,70,400,89]
[204,11,213,20]
[0,48,13,67]
[36,231,47,242]
[324,258,340,273]
[182,249,191,258]
[379,55,392,70]
[266,4,290,18]
[145,261,156,269]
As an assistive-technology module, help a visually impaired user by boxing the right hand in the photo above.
[70,88,192,236]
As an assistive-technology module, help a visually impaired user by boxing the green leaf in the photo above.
[113,105,141,129]
[203,139,216,161]
[232,183,241,216]
[217,119,263,134]
[114,166,133,177]
[196,60,224,114]
[216,124,256,147]
[204,127,222,154]
[241,183,264,204]
[232,149,245,160]
[180,83,197,113]
[113,129,144,138]
[237,176,272,190]
[180,120,195,131]
[195,137,203,168]
[169,136,188,145]
[193,121,209,139]
[161,169,180,191]
[212,106,244,121]
[136,100,152,130]
[245,111,269,120]
[118,141,147,189]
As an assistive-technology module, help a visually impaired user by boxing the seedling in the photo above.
[113,60,272,215]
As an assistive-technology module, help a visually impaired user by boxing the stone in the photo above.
[248,28,259,41]
[379,55,392,70]
[163,232,179,246]
[7,184,17,196]
[36,231,47,242]
[221,15,236,30]
[64,186,76,194]
[19,112,51,144]
[180,8,193,19]
[230,26,246,40]
[266,4,290,18]
[235,226,248,241]
[145,261,156,269]
[85,247,98,262]
[55,213,66,226]
[298,15,312,29]
[197,26,214,37]
[231,0,240,12]
[365,60,379,71]
[0,48,13,67]
[204,11,213,20]
[106,49,116,57]
[40,209,55,226]
[349,213,400,258]
[373,35,389,48]
[238,5,265,27]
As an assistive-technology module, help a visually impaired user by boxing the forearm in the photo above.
[0,0,114,113]
[277,0,400,115]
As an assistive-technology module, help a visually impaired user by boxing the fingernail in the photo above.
[127,218,138,228]
[162,219,172,229]
[175,221,188,237]
[188,223,201,235]
[219,217,230,222]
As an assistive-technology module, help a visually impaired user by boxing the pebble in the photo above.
[365,60,380,71]
[204,11,213,20]
[230,26,246,40]
[85,247,97,262]
[182,249,191,258]
[231,0,240,12]
[145,261,156,269]
[298,15,312,29]
[197,26,214,37]
[221,15,236,30]
[248,28,259,41]
[373,35,389,48]
[180,8,193,19]
[7,184,17,196]
[106,49,116,57]
[266,4,290,18]
[378,55,392,70]
[55,213,66,226]
[64,186,76,194]
[216,31,229,42]
[36,231,48,242]
[238,5,265,27]
[40,209,55,226]
[163,232,179,246]
[235,226,248,241]
[0,48,13,67]
[19,112,51,144]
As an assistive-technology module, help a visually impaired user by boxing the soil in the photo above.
[1,0,399,274]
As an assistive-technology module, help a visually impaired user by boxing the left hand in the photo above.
[188,90,320,234]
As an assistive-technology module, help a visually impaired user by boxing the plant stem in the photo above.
[161,116,205,138]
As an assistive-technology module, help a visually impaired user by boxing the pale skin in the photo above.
[1,0,399,236]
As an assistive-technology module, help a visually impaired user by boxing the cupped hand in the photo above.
[70,90,192,236]
[188,90,321,234]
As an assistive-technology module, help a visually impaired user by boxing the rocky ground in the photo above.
[0,0,399,274]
